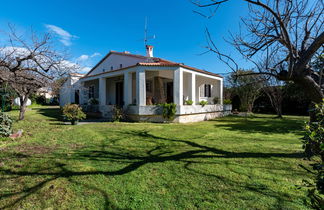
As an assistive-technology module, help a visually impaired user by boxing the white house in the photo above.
[60,46,231,123]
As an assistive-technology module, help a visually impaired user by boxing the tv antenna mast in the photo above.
[144,17,155,46]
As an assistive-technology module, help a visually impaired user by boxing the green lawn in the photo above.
[0,106,313,209]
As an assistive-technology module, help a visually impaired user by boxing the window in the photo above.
[120,64,123,69]
[110,66,114,70]
[88,85,95,99]
[146,80,153,92]
[200,84,211,97]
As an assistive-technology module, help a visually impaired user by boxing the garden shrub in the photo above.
[223,99,232,105]
[185,100,193,105]
[62,104,86,125]
[112,106,125,122]
[160,103,177,121]
[0,112,13,137]
[302,99,324,209]
[89,98,99,105]
[199,100,208,107]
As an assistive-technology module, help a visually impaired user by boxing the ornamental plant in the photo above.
[185,100,193,105]
[213,97,219,104]
[199,100,208,107]
[0,112,13,137]
[223,99,232,105]
[160,103,177,121]
[62,104,86,125]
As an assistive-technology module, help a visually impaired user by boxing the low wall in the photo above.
[126,104,232,123]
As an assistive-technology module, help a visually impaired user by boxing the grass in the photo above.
[0,106,313,209]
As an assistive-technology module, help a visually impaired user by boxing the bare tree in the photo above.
[0,25,74,120]
[262,77,284,118]
[193,0,324,104]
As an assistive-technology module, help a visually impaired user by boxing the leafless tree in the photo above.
[0,25,75,120]
[262,77,284,118]
[193,0,324,104]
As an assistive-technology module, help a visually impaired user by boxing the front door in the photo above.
[74,90,80,104]
[115,82,124,107]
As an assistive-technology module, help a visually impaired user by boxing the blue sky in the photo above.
[0,0,250,75]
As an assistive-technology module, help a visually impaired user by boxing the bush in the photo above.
[0,112,13,137]
[185,100,193,105]
[35,95,47,105]
[223,99,232,105]
[199,100,208,107]
[160,103,177,121]
[62,104,86,125]
[213,97,219,104]
[112,106,124,122]
[302,99,324,209]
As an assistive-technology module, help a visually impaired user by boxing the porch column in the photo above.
[99,78,106,106]
[173,68,183,105]
[220,79,223,105]
[79,82,85,105]
[136,70,146,106]
[124,72,132,106]
[190,73,196,105]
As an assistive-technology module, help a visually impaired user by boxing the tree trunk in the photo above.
[18,95,28,120]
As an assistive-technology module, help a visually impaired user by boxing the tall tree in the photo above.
[262,77,284,118]
[193,0,324,104]
[0,26,74,120]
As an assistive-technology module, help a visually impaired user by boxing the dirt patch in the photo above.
[13,143,58,156]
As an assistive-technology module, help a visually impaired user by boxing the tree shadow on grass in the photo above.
[212,116,305,135]
[0,130,306,209]
[35,107,63,121]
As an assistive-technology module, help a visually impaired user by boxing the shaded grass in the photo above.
[0,106,312,209]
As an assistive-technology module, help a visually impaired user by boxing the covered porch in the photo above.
[78,66,226,121]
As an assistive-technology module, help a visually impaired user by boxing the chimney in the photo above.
[146,45,154,57]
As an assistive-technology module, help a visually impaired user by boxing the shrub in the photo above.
[0,112,13,137]
[160,103,177,121]
[213,97,219,104]
[62,104,86,125]
[185,100,193,105]
[112,106,124,122]
[223,99,232,105]
[89,98,99,105]
[199,100,208,107]
[35,95,47,105]
[302,99,324,209]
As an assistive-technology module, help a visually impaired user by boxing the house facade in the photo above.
[60,46,232,123]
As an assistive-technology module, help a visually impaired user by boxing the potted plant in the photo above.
[62,104,86,125]
[199,100,208,107]
[213,97,219,104]
[185,100,193,105]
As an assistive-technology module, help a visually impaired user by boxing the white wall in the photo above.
[88,53,146,76]
[59,76,82,106]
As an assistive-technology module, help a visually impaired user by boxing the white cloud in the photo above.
[45,24,78,46]
[76,54,89,61]
[91,52,101,57]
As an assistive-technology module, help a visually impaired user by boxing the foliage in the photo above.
[0,107,312,209]
[112,106,125,122]
[199,100,208,107]
[0,112,12,137]
[62,104,86,124]
[160,103,177,121]
[223,99,232,105]
[88,98,99,105]
[213,97,219,104]
[302,99,324,209]
[185,100,193,105]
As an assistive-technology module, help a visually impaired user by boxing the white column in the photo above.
[124,72,132,107]
[220,79,223,105]
[79,82,85,105]
[99,78,106,106]
[136,70,146,106]
[173,68,183,105]
[191,73,196,105]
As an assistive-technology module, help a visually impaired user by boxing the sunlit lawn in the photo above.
[0,106,312,209]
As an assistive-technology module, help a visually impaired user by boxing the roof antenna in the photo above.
[144,17,155,47]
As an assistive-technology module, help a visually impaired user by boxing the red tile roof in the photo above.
[82,51,223,78]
